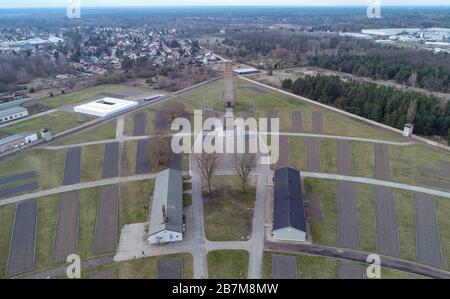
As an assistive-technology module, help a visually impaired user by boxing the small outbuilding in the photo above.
[272,167,307,242]
[233,68,260,75]
[148,168,184,245]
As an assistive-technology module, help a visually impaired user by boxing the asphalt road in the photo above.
[264,241,450,279]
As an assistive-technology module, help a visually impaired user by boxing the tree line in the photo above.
[282,75,450,139]
[308,51,450,93]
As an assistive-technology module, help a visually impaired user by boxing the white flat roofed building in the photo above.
[233,68,260,75]
[74,97,138,117]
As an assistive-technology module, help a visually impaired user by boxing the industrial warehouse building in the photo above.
[74,97,138,117]
[0,107,29,124]
[148,168,184,245]
[0,132,38,153]
[272,167,307,242]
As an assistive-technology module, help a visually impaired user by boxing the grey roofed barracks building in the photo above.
[272,167,307,242]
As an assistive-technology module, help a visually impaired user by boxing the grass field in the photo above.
[203,176,256,241]
[50,120,117,146]
[79,253,193,279]
[208,250,249,279]
[119,180,153,227]
[394,190,416,262]
[80,144,105,183]
[356,184,376,253]
[262,252,422,279]
[78,188,99,260]
[2,111,95,136]
[38,85,124,108]
[0,148,65,191]
[303,178,337,246]
[0,204,16,279]
[35,195,58,271]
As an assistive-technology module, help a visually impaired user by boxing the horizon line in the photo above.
[1,4,450,9]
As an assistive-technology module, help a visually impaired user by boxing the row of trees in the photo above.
[308,51,450,93]
[283,75,450,137]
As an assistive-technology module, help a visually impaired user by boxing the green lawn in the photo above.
[0,204,16,279]
[394,190,417,262]
[78,188,99,260]
[356,184,376,253]
[80,144,105,183]
[303,178,337,246]
[0,148,65,191]
[352,141,375,178]
[203,176,256,241]
[390,143,450,187]
[2,111,95,136]
[119,180,153,227]
[38,85,123,108]
[208,250,249,279]
[122,141,137,176]
[79,253,193,279]
[35,195,58,271]
[50,120,117,146]
[262,251,422,279]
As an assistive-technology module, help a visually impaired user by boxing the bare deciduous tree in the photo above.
[151,134,170,165]
[232,152,258,193]
[194,152,219,194]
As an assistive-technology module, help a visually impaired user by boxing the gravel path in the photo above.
[338,263,363,279]
[52,191,79,264]
[374,186,400,257]
[102,142,119,178]
[291,111,303,133]
[6,199,37,277]
[0,171,36,186]
[271,255,298,279]
[414,192,443,268]
[337,140,353,176]
[312,112,324,134]
[157,257,184,279]
[90,268,117,279]
[374,144,390,180]
[338,182,360,250]
[93,185,119,255]
[276,135,289,169]
[62,147,82,185]
[133,113,146,136]
[306,138,321,172]
[135,139,152,174]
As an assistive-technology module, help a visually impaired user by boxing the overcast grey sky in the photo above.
[0,0,449,8]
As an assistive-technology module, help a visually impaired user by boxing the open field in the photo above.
[1,111,95,136]
[50,120,117,146]
[38,85,126,108]
[79,253,193,279]
[119,180,154,227]
[262,252,423,279]
[0,149,65,191]
[80,144,104,183]
[35,195,58,271]
[203,176,256,241]
[208,250,249,279]
[0,204,16,279]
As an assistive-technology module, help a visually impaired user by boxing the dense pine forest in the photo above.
[282,75,450,141]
